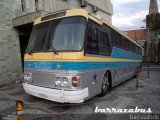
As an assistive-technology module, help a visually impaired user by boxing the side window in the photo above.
[132,44,136,53]
[122,38,127,50]
[87,24,98,54]
[119,36,122,48]
[98,30,111,56]
[112,31,122,48]
[112,32,118,47]
[130,43,134,52]
[122,37,131,51]
[140,48,142,55]
[126,40,130,51]
[135,46,139,54]
[138,47,141,55]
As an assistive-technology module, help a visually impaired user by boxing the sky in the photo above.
[111,0,160,31]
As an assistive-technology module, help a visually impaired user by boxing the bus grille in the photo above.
[31,72,56,88]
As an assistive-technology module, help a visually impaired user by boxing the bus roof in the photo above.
[34,9,142,49]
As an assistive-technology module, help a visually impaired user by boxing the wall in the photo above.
[124,29,147,48]
[17,0,113,23]
[0,0,22,85]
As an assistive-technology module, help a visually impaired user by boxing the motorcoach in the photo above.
[23,9,142,103]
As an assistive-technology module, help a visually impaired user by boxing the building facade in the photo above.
[124,29,147,47]
[146,0,160,63]
[0,0,113,85]
[124,29,146,56]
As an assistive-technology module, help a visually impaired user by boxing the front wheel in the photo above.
[99,73,110,97]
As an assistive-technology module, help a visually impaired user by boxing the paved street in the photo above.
[0,65,160,120]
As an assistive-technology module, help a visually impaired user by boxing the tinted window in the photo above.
[133,44,135,52]
[126,40,130,50]
[122,38,127,50]
[135,46,139,54]
[98,30,111,56]
[111,31,122,48]
[87,26,98,54]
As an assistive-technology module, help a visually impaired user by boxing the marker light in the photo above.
[24,73,32,82]
[61,77,68,86]
[55,76,69,87]
[72,77,78,87]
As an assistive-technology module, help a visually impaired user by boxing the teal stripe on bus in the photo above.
[111,47,142,60]
[24,61,140,71]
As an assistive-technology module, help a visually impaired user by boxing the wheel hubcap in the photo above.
[102,77,109,90]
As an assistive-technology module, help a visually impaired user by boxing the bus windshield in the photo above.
[26,16,86,53]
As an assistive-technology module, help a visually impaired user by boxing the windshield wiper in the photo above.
[28,48,34,55]
[48,36,59,55]
[50,45,59,55]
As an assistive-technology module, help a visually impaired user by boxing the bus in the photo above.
[23,9,142,103]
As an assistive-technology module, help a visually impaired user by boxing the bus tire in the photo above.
[99,72,110,97]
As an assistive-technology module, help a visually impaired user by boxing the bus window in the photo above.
[140,48,142,55]
[87,25,98,54]
[122,38,127,50]
[133,44,135,53]
[98,30,111,56]
[135,46,139,54]
[126,40,130,51]
[138,48,141,55]
[111,31,122,48]
[112,31,118,47]
[131,43,133,52]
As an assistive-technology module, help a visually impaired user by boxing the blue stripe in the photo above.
[111,47,142,60]
[24,61,140,71]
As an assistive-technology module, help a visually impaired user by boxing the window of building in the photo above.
[21,0,26,11]
[35,0,39,11]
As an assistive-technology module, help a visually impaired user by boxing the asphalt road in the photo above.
[0,65,160,120]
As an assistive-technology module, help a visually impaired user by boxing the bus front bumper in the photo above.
[23,83,89,103]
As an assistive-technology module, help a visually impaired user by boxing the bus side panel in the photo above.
[80,68,115,100]
[80,69,106,100]
[112,62,141,87]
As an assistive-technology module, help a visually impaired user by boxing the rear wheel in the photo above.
[99,73,110,97]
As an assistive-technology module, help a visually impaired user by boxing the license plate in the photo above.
[38,93,47,98]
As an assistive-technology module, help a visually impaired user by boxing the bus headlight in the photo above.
[55,76,69,87]
[24,73,32,82]
[61,77,68,86]
[55,77,61,86]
